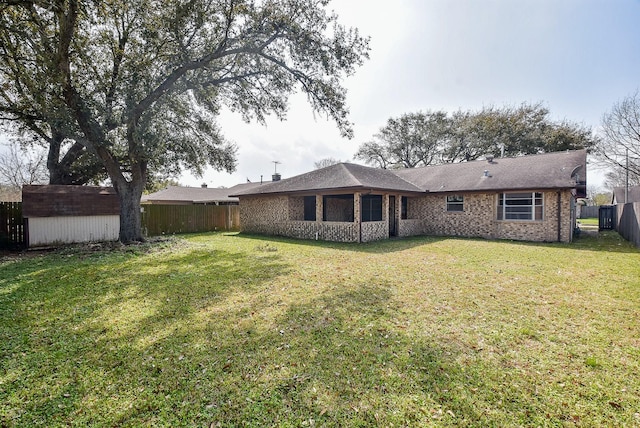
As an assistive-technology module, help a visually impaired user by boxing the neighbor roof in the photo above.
[230,162,424,196]
[612,186,640,204]
[395,149,587,193]
[142,186,239,204]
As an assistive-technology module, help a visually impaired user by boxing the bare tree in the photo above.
[596,91,640,186]
[0,144,48,188]
[313,157,343,169]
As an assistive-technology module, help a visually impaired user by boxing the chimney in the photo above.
[201,183,208,188]
[272,173,281,181]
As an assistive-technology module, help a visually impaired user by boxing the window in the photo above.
[303,196,316,221]
[446,195,464,212]
[401,196,408,220]
[498,192,543,221]
[323,194,354,222]
[361,195,383,222]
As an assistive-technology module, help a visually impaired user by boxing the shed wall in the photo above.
[28,215,119,247]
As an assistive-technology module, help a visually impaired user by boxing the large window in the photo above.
[361,195,383,222]
[498,192,543,221]
[323,194,354,222]
[446,195,464,212]
[303,196,316,221]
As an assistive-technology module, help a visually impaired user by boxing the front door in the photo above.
[388,195,397,237]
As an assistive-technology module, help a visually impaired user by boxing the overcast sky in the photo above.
[180,0,640,190]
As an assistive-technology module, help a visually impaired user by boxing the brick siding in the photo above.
[239,189,575,243]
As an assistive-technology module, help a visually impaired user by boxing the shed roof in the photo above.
[230,162,424,196]
[395,149,587,193]
[22,185,120,217]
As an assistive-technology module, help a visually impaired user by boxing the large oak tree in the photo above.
[0,0,369,242]
[355,103,596,169]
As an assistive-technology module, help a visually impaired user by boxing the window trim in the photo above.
[497,192,543,221]
[446,195,464,212]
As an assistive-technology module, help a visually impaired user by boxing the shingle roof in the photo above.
[233,150,587,197]
[395,150,587,193]
[230,163,424,196]
[612,186,640,204]
[141,186,239,203]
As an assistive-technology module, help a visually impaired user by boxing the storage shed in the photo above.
[22,185,120,247]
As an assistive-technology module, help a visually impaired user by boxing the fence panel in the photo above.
[580,205,599,218]
[616,202,640,248]
[142,204,240,236]
[0,201,26,249]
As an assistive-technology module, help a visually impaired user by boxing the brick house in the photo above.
[232,150,587,243]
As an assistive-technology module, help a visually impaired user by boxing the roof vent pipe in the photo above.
[483,170,491,178]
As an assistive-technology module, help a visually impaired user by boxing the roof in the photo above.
[233,150,587,197]
[230,162,424,196]
[395,150,587,193]
[612,186,640,204]
[141,186,240,204]
[22,185,120,217]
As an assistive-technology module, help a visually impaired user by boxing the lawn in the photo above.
[1,232,639,427]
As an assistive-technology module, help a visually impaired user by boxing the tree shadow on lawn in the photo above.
[232,230,640,255]
[0,245,291,426]
[2,241,633,426]
[232,232,448,254]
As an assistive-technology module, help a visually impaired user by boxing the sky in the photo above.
[180,0,640,191]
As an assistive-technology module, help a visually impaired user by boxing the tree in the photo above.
[0,0,369,242]
[355,103,597,168]
[313,157,342,169]
[355,111,449,168]
[0,143,48,188]
[596,91,640,187]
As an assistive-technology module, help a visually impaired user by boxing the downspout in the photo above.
[557,191,562,242]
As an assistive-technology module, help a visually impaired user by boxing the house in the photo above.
[141,182,272,205]
[231,150,587,243]
[611,186,640,204]
[22,185,120,246]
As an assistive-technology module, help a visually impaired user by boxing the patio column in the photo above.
[354,192,361,242]
[316,194,323,223]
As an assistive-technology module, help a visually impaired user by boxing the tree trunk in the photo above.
[113,179,145,243]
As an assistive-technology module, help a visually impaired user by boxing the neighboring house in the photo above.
[22,185,120,246]
[142,184,239,205]
[232,150,587,243]
[611,186,640,204]
[142,182,273,205]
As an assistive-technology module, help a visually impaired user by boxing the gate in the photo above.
[598,205,616,231]
[0,201,27,250]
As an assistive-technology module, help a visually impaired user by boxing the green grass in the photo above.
[1,232,639,427]
[577,217,599,226]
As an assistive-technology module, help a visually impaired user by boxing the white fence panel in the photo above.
[28,215,120,247]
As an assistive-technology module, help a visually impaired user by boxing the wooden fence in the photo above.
[616,202,640,248]
[142,204,240,236]
[580,205,599,219]
[0,202,26,250]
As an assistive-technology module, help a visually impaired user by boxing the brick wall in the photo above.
[240,190,575,244]
[410,190,574,243]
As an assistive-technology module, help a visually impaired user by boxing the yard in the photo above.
[1,232,639,427]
